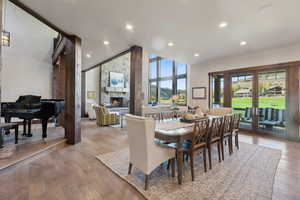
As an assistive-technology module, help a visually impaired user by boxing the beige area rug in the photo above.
[96,142,281,200]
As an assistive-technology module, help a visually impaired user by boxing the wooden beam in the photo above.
[0,0,3,116]
[52,36,67,65]
[223,73,232,107]
[9,0,71,38]
[287,66,300,139]
[130,46,143,115]
[64,35,82,144]
[82,49,130,72]
[81,71,86,117]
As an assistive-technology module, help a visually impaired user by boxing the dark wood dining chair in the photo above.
[161,111,175,121]
[145,113,161,121]
[222,114,235,159]
[184,119,210,181]
[232,113,241,150]
[207,116,224,169]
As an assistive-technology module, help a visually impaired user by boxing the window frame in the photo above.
[148,56,187,105]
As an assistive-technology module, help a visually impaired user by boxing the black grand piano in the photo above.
[1,95,64,138]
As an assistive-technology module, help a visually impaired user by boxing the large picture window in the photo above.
[149,55,187,105]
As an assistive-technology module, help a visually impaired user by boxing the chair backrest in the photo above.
[262,108,273,121]
[191,119,210,149]
[223,114,234,133]
[245,107,252,119]
[209,116,224,139]
[125,114,156,170]
[144,112,161,120]
[207,107,233,116]
[233,113,241,130]
[161,111,175,121]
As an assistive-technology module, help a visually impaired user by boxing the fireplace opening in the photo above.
[110,97,123,107]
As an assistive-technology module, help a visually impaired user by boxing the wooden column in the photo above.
[64,35,82,144]
[130,46,143,115]
[0,0,3,116]
[223,73,232,107]
[287,66,300,139]
[81,71,86,117]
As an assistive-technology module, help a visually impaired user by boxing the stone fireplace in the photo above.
[100,53,130,108]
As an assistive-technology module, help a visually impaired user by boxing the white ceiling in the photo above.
[19,0,300,70]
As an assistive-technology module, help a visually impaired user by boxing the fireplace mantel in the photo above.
[105,87,129,93]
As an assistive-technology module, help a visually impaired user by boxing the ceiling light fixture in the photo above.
[219,22,228,28]
[126,24,133,30]
[240,41,247,46]
[194,53,199,57]
[168,42,174,47]
[86,54,91,58]
[103,40,110,45]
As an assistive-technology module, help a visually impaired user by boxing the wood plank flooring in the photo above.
[0,120,299,200]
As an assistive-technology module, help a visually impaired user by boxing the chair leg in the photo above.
[203,148,207,173]
[171,158,175,178]
[167,159,171,170]
[145,174,149,190]
[190,152,195,181]
[229,136,233,154]
[221,140,225,161]
[235,134,239,150]
[217,143,221,163]
[128,163,132,175]
[208,145,212,169]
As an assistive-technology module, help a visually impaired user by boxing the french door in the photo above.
[211,69,288,136]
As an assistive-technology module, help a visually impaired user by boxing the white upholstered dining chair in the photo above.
[125,114,176,190]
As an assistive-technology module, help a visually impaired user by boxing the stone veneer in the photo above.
[100,53,130,106]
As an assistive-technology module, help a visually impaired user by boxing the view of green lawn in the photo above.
[232,96,285,109]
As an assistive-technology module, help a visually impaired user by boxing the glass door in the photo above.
[231,74,254,130]
[257,71,287,135]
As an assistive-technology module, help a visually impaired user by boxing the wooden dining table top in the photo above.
[155,116,216,137]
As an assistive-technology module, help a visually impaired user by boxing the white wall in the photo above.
[1,1,57,102]
[85,67,100,111]
[190,43,300,109]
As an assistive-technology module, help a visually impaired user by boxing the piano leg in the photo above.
[27,120,32,137]
[4,117,11,135]
[22,120,27,136]
[42,119,48,138]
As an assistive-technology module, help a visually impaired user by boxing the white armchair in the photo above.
[87,103,97,120]
[125,114,176,190]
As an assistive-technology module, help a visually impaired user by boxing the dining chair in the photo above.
[125,114,176,190]
[185,119,210,181]
[161,111,175,121]
[222,114,235,159]
[144,112,161,121]
[232,113,241,150]
[207,116,224,169]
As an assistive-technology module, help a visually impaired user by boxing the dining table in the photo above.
[155,117,211,185]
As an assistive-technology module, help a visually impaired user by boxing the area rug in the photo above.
[96,142,281,200]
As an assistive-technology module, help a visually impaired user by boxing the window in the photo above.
[149,56,187,105]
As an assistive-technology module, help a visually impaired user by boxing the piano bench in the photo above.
[0,122,20,148]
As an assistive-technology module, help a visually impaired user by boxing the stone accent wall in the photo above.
[100,53,130,106]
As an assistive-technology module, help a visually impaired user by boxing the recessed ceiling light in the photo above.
[240,41,247,46]
[86,54,91,58]
[126,24,133,30]
[219,22,228,28]
[103,40,110,45]
[168,42,174,47]
[194,53,199,57]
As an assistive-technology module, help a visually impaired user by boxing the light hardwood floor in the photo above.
[0,120,299,200]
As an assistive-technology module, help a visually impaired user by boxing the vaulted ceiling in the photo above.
[19,0,300,70]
